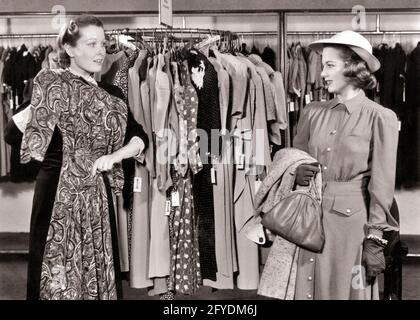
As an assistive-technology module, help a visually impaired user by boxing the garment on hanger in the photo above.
[261,45,276,71]
[187,48,221,281]
[406,42,420,183]
[206,54,237,289]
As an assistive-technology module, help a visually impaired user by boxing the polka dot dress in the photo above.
[166,61,202,295]
[167,167,201,295]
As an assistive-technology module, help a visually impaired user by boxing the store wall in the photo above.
[0,182,34,233]
[1,0,419,13]
[0,14,280,53]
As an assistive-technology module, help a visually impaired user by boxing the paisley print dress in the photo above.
[21,69,128,300]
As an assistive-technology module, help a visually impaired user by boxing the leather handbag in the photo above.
[261,180,325,253]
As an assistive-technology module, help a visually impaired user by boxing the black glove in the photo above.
[295,162,320,186]
[362,238,387,285]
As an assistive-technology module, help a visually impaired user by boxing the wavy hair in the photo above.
[57,15,104,68]
[326,44,377,90]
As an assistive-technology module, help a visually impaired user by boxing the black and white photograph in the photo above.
[0,0,419,307]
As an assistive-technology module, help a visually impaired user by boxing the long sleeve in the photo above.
[124,108,149,164]
[21,69,64,164]
[367,108,400,236]
[98,80,149,161]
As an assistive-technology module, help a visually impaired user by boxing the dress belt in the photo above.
[322,178,369,196]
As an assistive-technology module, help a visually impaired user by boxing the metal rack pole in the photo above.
[278,11,290,148]
[0,33,58,38]
[286,30,420,35]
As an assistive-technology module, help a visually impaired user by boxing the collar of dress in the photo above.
[328,89,366,114]
[67,67,98,86]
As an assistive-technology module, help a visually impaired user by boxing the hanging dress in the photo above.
[166,60,202,295]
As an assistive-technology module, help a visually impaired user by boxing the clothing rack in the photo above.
[0,27,237,39]
[0,33,57,39]
[107,27,237,39]
[287,30,420,36]
[287,14,420,36]
[235,31,278,36]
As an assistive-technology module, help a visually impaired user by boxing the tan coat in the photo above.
[127,51,154,288]
[254,148,322,300]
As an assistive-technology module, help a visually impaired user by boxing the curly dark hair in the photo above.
[57,15,104,68]
[326,44,377,90]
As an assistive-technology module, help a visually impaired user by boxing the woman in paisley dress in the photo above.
[19,15,148,300]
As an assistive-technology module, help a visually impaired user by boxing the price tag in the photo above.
[238,154,245,170]
[171,190,180,207]
[305,94,311,104]
[289,101,295,112]
[309,91,313,101]
[9,98,13,109]
[376,82,380,93]
[255,179,262,194]
[165,200,171,216]
[133,177,142,193]
[15,94,18,106]
[210,167,217,184]
[398,121,401,132]
[403,87,406,103]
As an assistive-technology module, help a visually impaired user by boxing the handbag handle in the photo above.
[309,177,321,203]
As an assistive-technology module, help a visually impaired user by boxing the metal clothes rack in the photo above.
[0,33,57,39]
[0,27,237,40]
[287,30,420,36]
[286,14,420,36]
[107,27,235,36]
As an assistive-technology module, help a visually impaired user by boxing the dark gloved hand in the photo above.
[362,238,387,285]
[295,162,320,186]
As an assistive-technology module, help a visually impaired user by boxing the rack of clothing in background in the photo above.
[100,27,288,298]
[285,27,420,189]
[0,34,58,182]
[235,31,278,71]
[0,27,288,298]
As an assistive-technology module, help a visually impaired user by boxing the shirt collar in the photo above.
[67,67,98,86]
[329,90,366,114]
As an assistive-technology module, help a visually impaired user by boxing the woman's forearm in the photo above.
[115,136,145,161]
[92,137,146,175]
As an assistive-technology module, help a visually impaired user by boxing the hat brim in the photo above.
[309,40,381,72]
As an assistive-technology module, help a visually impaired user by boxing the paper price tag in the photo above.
[210,167,217,184]
[305,94,311,104]
[133,177,142,193]
[9,98,13,109]
[165,200,171,216]
[15,95,18,106]
[289,101,295,112]
[171,191,180,207]
[403,88,406,103]
[398,121,401,132]
[309,91,313,101]
[238,154,245,170]
[255,180,262,194]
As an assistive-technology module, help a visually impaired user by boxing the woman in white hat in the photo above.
[292,30,399,300]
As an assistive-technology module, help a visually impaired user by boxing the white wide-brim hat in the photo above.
[309,30,380,72]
